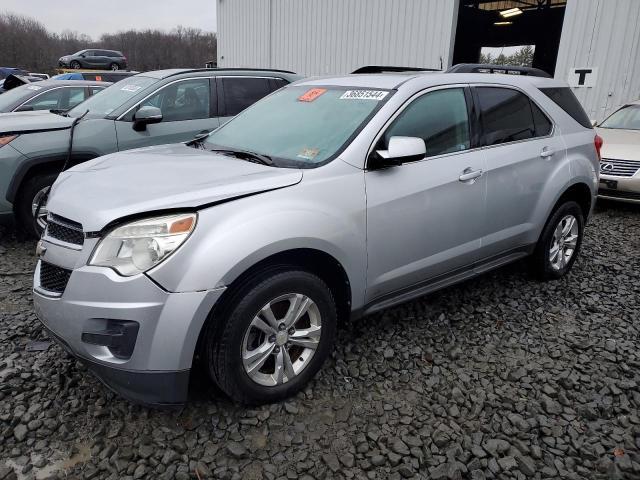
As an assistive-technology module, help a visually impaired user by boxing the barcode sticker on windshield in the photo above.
[340,90,388,100]
[121,84,142,92]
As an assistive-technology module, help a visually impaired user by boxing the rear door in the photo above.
[472,85,564,261]
[216,76,281,124]
[115,77,219,151]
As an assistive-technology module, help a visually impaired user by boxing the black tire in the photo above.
[15,173,57,239]
[70,60,81,69]
[109,63,119,71]
[530,201,584,280]
[205,269,337,405]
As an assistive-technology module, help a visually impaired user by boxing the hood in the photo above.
[596,127,640,161]
[48,143,303,231]
[0,110,73,134]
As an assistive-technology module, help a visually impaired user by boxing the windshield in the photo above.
[67,75,157,119]
[599,105,640,130]
[204,85,391,167]
[0,83,42,111]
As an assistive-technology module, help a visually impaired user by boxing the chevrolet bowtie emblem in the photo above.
[36,240,47,259]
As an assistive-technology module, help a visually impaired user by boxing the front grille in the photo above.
[600,158,640,177]
[46,213,84,246]
[39,261,72,294]
[598,188,640,201]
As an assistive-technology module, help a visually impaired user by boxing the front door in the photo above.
[365,86,487,301]
[115,77,219,151]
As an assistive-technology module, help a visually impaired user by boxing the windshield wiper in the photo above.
[50,109,69,117]
[209,148,274,166]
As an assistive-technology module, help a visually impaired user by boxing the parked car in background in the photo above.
[0,80,109,113]
[0,67,28,79]
[32,70,599,406]
[59,49,127,71]
[52,71,138,83]
[0,68,301,235]
[595,100,640,204]
[0,74,44,94]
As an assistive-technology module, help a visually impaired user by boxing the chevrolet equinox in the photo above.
[33,71,601,405]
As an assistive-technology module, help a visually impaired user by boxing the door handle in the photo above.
[459,168,483,183]
[540,147,555,159]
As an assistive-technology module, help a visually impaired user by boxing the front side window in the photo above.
[22,87,86,111]
[381,88,470,157]
[476,87,537,146]
[599,105,640,130]
[139,78,210,122]
[205,85,390,167]
[222,77,271,116]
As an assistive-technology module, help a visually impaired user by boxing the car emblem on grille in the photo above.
[600,162,614,172]
[35,240,47,259]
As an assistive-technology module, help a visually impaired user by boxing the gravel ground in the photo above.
[1,201,639,480]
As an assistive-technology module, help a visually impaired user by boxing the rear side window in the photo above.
[383,88,470,157]
[222,77,270,116]
[539,87,592,128]
[531,101,553,136]
[476,87,536,145]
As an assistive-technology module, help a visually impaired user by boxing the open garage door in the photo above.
[453,1,567,76]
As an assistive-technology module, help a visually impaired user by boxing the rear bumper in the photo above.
[598,173,640,204]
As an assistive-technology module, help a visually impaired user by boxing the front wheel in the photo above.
[15,173,57,238]
[530,201,584,280]
[70,60,81,69]
[205,270,337,404]
[109,63,120,71]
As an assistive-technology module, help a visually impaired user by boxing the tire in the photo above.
[205,269,337,404]
[530,201,584,280]
[15,173,58,239]
[70,61,81,69]
[109,63,119,71]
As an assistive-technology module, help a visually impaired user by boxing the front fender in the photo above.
[149,164,368,309]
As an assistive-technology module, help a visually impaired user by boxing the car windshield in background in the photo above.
[67,75,157,119]
[0,84,40,110]
[599,105,640,130]
[205,86,391,167]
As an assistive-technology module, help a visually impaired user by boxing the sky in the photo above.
[1,0,216,37]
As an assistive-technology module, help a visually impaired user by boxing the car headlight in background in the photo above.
[89,213,196,276]
[0,135,18,148]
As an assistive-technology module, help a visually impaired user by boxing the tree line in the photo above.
[0,11,217,73]
[479,45,535,67]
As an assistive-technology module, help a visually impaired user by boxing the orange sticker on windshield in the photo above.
[298,88,326,102]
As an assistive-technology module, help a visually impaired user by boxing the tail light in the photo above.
[594,134,603,161]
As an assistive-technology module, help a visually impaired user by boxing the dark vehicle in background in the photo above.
[0,80,110,113]
[52,71,138,83]
[0,68,301,235]
[0,67,29,79]
[58,49,127,71]
[0,74,44,94]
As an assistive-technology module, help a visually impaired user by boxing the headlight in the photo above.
[89,213,196,276]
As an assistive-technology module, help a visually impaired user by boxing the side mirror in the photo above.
[370,136,426,169]
[15,105,34,112]
[133,106,163,131]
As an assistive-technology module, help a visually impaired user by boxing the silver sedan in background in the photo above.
[596,100,640,203]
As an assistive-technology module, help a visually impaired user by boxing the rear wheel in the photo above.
[15,173,57,238]
[530,201,584,280]
[109,63,120,71]
[70,60,81,69]
[205,270,337,404]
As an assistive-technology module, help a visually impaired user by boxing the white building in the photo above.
[217,0,640,120]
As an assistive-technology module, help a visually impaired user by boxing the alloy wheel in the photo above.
[549,214,578,271]
[241,293,322,387]
[31,187,49,231]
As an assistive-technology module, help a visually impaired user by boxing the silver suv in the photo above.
[33,71,600,406]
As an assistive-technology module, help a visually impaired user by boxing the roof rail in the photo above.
[446,63,551,78]
[352,65,440,74]
[168,67,297,77]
